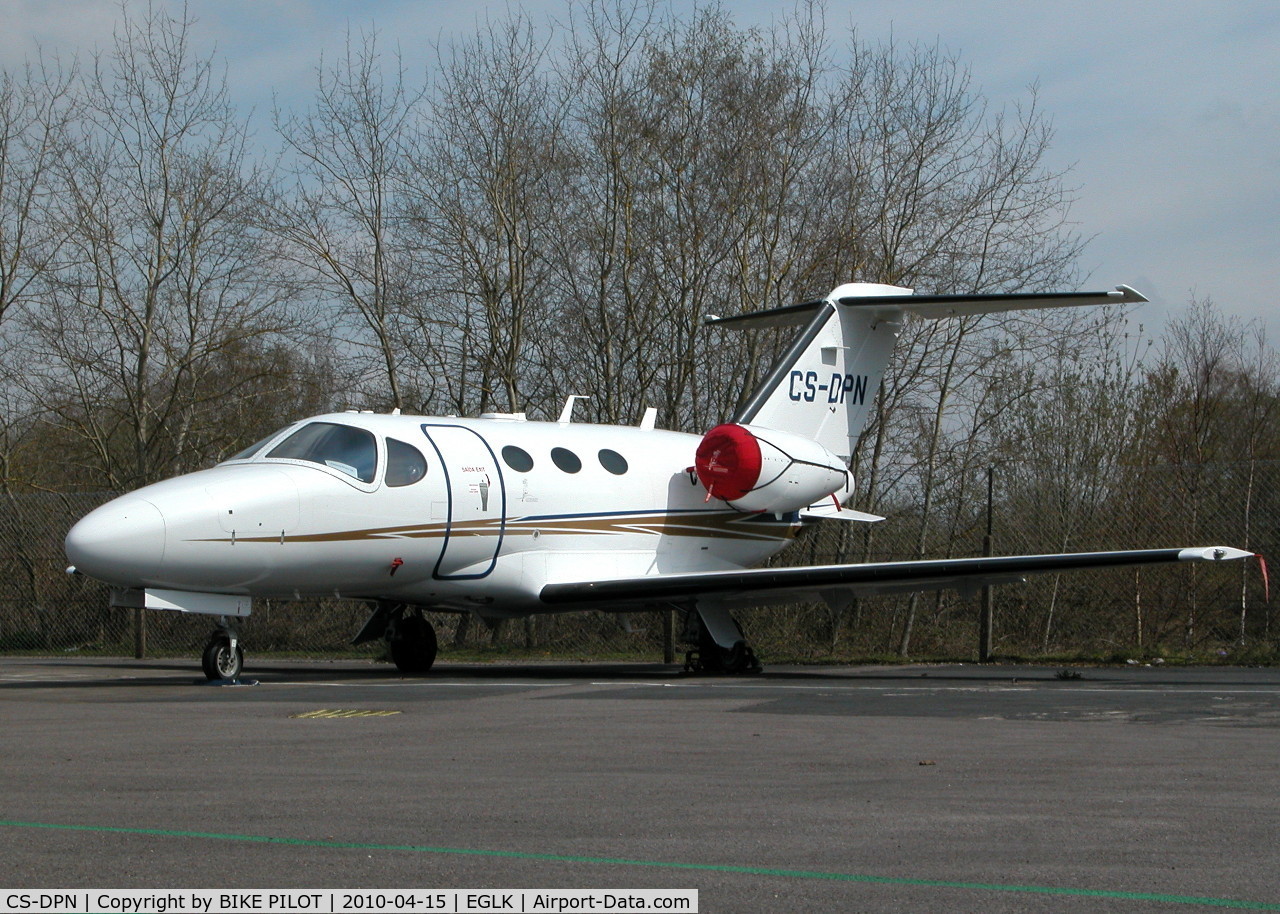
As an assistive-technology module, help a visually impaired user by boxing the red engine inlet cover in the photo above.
[695,424,762,501]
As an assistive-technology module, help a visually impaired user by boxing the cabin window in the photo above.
[502,445,534,473]
[267,422,378,483]
[385,438,428,487]
[598,449,629,475]
[550,447,582,474]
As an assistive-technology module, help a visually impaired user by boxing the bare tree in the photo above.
[536,0,666,425]
[22,4,296,488]
[986,309,1150,650]
[0,55,78,493]
[272,29,424,411]
[1133,299,1280,646]
[1229,324,1280,642]
[813,42,1083,656]
[0,57,77,333]
[404,12,568,419]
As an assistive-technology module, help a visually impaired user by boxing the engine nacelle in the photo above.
[694,423,852,514]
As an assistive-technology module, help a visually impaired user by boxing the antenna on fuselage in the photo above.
[558,395,590,423]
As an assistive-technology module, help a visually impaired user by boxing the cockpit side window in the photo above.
[386,438,428,487]
[267,422,378,483]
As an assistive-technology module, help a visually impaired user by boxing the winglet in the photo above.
[1114,283,1148,303]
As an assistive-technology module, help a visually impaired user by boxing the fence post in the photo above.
[979,466,994,662]
[133,607,146,659]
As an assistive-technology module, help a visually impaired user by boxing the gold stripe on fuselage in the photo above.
[192,510,797,545]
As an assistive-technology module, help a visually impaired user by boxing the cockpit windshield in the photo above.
[228,434,277,461]
[266,422,378,483]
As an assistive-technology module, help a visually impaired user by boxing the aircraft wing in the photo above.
[539,547,1255,610]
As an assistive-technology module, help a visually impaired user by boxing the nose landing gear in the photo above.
[201,619,243,681]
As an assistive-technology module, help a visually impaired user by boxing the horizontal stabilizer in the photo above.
[707,285,1146,330]
[842,284,1148,318]
[540,547,1254,610]
[799,504,885,523]
[707,300,828,330]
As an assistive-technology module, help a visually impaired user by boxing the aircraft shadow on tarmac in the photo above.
[3,657,1279,690]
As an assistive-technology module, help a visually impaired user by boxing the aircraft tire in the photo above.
[201,637,244,681]
[692,616,762,675]
[390,615,438,674]
[684,639,762,675]
[722,641,762,674]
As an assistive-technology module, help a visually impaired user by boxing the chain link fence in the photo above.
[3,461,1275,665]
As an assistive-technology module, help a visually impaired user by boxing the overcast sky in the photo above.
[4,0,1277,338]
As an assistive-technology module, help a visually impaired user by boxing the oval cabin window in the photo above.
[598,449,628,475]
[502,445,535,473]
[550,447,582,474]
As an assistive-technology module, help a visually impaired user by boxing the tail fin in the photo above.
[711,282,1146,463]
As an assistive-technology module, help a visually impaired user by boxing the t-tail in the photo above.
[692,282,1146,515]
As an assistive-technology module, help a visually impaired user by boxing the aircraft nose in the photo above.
[65,496,167,586]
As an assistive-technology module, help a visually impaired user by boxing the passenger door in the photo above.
[420,424,506,579]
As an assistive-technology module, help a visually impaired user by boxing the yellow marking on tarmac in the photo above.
[289,709,402,719]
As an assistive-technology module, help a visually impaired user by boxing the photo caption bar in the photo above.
[0,891,698,914]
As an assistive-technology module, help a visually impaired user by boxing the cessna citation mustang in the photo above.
[65,283,1254,680]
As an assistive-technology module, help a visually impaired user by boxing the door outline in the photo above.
[421,423,506,580]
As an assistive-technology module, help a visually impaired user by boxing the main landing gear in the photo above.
[201,619,243,681]
[388,609,438,674]
[353,601,439,674]
[681,606,762,675]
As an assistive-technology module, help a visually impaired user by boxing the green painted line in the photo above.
[3,819,1278,910]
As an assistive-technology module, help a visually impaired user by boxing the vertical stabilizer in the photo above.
[711,282,1146,464]
[716,283,911,462]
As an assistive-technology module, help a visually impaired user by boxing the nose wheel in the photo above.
[201,625,243,681]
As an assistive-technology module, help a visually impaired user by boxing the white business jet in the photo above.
[64,283,1253,679]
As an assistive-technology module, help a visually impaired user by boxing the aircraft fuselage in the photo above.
[66,413,798,615]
